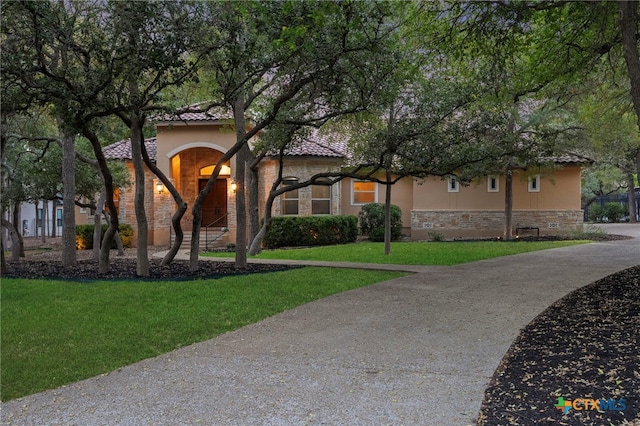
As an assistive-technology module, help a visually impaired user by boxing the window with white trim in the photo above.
[447,176,459,193]
[352,181,377,205]
[312,178,332,215]
[487,176,499,192]
[281,177,299,215]
[528,175,541,192]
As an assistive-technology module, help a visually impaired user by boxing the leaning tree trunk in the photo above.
[61,130,77,267]
[140,138,188,266]
[504,168,514,241]
[83,127,118,273]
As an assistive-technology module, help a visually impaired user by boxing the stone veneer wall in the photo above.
[411,209,584,240]
[259,158,343,217]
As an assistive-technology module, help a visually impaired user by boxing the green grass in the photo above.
[0,267,405,401]
[204,240,590,265]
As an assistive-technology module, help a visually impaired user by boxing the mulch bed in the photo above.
[4,257,299,281]
[478,265,640,425]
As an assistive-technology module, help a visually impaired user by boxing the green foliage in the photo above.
[75,224,134,250]
[604,203,628,223]
[358,203,402,242]
[589,203,629,223]
[1,268,403,400]
[263,216,358,249]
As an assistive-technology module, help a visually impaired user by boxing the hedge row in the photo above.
[358,203,403,242]
[75,224,134,250]
[263,215,358,249]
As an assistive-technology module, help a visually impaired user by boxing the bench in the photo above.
[515,226,540,236]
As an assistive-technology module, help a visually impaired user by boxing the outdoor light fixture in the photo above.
[156,181,164,194]
[231,181,237,192]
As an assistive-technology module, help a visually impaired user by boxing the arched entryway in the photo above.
[168,145,232,232]
[198,174,228,227]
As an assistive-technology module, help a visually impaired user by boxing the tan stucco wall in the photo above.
[412,167,582,211]
[340,176,413,235]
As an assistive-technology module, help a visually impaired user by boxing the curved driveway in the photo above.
[2,224,639,425]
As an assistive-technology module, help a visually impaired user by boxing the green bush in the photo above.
[263,215,358,249]
[75,224,134,250]
[588,204,604,222]
[358,203,402,242]
[603,202,627,223]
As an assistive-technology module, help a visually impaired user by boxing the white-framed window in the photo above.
[487,176,499,192]
[447,176,459,193]
[281,177,299,215]
[528,175,541,192]
[352,180,377,205]
[312,178,332,215]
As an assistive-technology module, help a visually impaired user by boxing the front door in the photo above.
[199,179,227,227]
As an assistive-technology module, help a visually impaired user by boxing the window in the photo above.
[56,208,63,227]
[312,178,332,215]
[487,176,499,192]
[528,175,541,192]
[447,176,459,193]
[281,177,299,215]
[352,181,376,205]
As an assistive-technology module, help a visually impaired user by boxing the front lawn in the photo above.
[0,267,405,401]
[204,240,590,265]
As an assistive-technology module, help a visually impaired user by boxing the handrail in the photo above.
[204,214,228,229]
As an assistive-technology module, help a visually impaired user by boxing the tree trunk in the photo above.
[93,189,106,261]
[130,115,149,276]
[233,95,250,270]
[50,199,56,238]
[0,234,6,274]
[249,191,277,256]
[34,204,38,239]
[82,127,118,273]
[61,130,76,267]
[628,173,638,222]
[384,170,392,256]
[248,160,260,248]
[619,1,640,133]
[41,199,46,243]
[140,138,188,266]
[504,168,514,240]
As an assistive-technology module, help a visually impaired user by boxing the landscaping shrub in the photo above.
[603,202,627,223]
[358,203,402,242]
[263,215,358,249]
[588,204,604,222]
[75,224,134,250]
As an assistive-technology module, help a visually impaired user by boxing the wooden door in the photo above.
[199,179,228,227]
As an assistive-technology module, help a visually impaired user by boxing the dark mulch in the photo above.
[478,265,640,425]
[4,258,299,281]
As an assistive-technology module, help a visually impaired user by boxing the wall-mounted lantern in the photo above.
[156,181,164,194]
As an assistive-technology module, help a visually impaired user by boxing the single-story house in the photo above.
[101,110,589,247]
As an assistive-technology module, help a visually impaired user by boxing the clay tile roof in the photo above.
[103,137,157,162]
[549,153,593,165]
[156,103,234,123]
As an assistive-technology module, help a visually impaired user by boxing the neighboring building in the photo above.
[103,111,590,247]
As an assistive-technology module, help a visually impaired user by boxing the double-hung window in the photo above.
[312,178,332,215]
[281,177,299,215]
[352,181,376,205]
